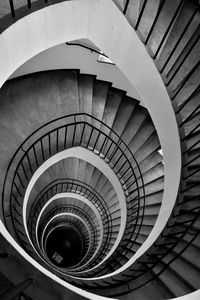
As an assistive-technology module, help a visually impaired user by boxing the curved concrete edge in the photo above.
[169,290,200,300]
[36,192,104,266]
[10,43,141,102]
[0,0,181,286]
[0,220,117,300]
[35,211,94,281]
[23,147,127,271]
[41,212,92,259]
[44,223,85,257]
[43,222,90,272]
[41,212,99,277]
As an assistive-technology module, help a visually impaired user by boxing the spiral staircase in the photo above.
[0,0,199,300]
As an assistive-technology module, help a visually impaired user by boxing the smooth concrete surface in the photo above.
[10,43,141,102]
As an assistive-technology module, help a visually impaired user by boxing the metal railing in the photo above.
[8,0,51,18]
[28,179,114,271]
[80,0,200,295]
[42,219,90,269]
[38,204,99,269]
[2,0,198,294]
[2,113,145,277]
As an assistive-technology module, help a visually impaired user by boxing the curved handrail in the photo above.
[2,113,145,276]
[76,0,200,295]
[43,220,90,267]
[38,205,99,268]
[28,178,111,233]
[28,179,114,270]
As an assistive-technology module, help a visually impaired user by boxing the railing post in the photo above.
[0,278,33,300]
[9,0,15,18]
[27,0,31,9]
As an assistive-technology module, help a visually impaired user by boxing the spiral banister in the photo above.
[1,110,150,291]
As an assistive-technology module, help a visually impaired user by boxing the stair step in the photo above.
[163,251,200,290]
[141,215,158,227]
[180,196,200,212]
[172,56,200,106]
[125,0,142,28]
[145,190,163,206]
[101,186,116,204]
[77,159,87,182]
[142,177,164,196]
[157,0,199,76]
[172,239,200,270]
[135,225,153,236]
[121,105,148,146]
[102,87,124,130]
[92,80,110,128]
[128,117,155,155]
[152,275,176,299]
[153,261,194,297]
[183,232,200,249]
[95,87,123,151]
[184,184,200,197]
[78,74,94,115]
[84,162,95,185]
[139,204,161,216]
[136,0,161,43]
[94,173,108,193]
[146,0,184,56]
[112,96,138,137]
[141,163,164,186]
[122,271,164,299]
[187,147,200,167]
[134,148,163,174]
[185,167,200,183]
[169,36,200,97]
[134,132,160,163]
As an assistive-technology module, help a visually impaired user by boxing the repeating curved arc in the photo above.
[28,178,114,272]
[22,147,127,266]
[0,0,184,300]
[0,1,180,270]
[40,212,92,257]
[43,223,86,268]
[35,193,104,266]
[39,212,95,276]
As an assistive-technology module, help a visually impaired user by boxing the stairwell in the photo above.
[0,0,199,300]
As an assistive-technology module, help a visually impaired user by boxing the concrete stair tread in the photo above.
[92,79,110,127]
[134,132,161,163]
[102,87,124,130]
[121,105,148,146]
[153,261,194,297]
[111,95,138,136]
[163,251,200,290]
[128,117,156,154]
[78,74,95,115]
[157,0,199,76]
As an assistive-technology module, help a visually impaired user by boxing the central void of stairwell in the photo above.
[46,225,83,268]
[36,192,105,269]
